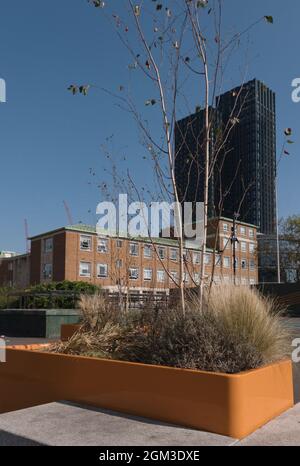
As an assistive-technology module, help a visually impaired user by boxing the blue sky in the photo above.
[0,0,299,252]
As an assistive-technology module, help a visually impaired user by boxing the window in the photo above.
[240,226,246,236]
[116,240,123,248]
[241,259,247,270]
[170,271,178,282]
[193,252,201,265]
[194,273,200,284]
[116,259,123,269]
[204,254,211,265]
[249,229,254,238]
[223,238,229,249]
[157,270,165,282]
[215,254,221,267]
[129,267,139,280]
[129,243,139,256]
[80,235,92,251]
[250,278,256,285]
[158,247,165,260]
[223,257,230,268]
[241,242,247,253]
[250,259,255,271]
[43,263,52,279]
[249,243,255,254]
[144,244,152,258]
[184,273,189,284]
[170,248,178,261]
[144,268,153,281]
[44,238,53,253]
[97,263,108,278]
[97,238,108,253]
[8,262,13,272]
[79,261,91,277]
[223,223,229,233]
[233,258,239,269]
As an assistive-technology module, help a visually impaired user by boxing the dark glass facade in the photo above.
[175,79,277,235]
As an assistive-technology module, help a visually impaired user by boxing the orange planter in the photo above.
[0,347,294,439]
[60,324,81,341]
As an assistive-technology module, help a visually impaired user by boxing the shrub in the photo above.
[49,285,291,374]
[25,281,100,309]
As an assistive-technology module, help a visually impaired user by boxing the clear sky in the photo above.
[0,0,299,253]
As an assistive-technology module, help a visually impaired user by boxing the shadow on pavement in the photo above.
[0,430,46,446]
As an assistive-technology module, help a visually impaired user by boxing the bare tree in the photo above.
[69,0,274,312]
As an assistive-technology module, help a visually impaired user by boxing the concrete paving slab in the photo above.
[0,402,236,447]
[236,404,300,446]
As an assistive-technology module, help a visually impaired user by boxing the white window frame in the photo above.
[43,263,52,279]
[116,259,123,269]
[241,259,248,270]
[80,235,92,251]
[223,256,231,268]
[249,229,254,238]
[204,254,211,265]
[170,271,178,282]
[144,244,152,259]
[116,240,123,248]
[240,226,246,236]
[194,273,200,284]
[44,238,53,253]
[129,267,139,280]
[79,261,91,277]
[223,223,229,233]
[249,259,256,271]
[129,243,139,257]
[97,263,108,278]
[193,252,201,265]
[97,237,108,253]
[170,248,178,261]
[223,238,229,249]
[215,254,221,267]
[157,270,165,283]
[158,247,166,260]
[249,243,255,254]
[143,268,153,281]
[241,241,247,253]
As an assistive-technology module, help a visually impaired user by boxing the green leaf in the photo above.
[264,16,274,24]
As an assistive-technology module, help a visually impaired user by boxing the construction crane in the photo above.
[63,200,74,225]
[24,219,30,254]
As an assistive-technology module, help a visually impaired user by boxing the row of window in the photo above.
[214,256,256,270]
[222,238,256,254]
[79,261,197,284]
[222,224,255,238]
[80,235,203,263]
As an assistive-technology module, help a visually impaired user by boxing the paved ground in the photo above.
[0,402,236,447]
[0,401,299,446]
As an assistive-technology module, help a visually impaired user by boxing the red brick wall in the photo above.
[30,239,42,285]
[53,232,66,282]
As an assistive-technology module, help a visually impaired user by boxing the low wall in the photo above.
[0,309,81,338]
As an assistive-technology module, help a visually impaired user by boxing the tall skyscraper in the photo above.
[175,79,277,235]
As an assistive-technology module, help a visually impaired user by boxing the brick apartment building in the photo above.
[0,218,258,292]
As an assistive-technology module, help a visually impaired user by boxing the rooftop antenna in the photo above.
[63,200,74,225]
[24,219,30,254]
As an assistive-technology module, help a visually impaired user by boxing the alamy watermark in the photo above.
[0,78,6,103]
[96,194,204,244]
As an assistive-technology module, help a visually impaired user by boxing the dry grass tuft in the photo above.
[48,285,292,374]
